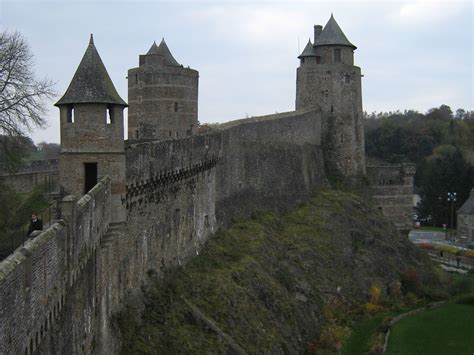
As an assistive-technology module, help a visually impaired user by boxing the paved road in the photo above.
[409,230,447,243]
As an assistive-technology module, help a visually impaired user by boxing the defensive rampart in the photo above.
[0,108,325,354]
[0,176,111,354]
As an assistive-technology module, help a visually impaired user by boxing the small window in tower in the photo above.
[301,58,305,64]
[344,74,351,84]
[334,49,341,63]
[340,133,344,143]
[169,131,172,137]
[316,56,321,64]
[135,73,138,85]
[331,105,334,113]
[325,90,329,98]
[174,102,179,112]
[106,107,114,124]
[136,130,139,139]
[67,106,74,123]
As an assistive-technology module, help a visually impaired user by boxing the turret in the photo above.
[128,39,199,141]
[296,15,365,176]
[55,35,127,222]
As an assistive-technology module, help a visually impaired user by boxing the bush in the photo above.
[450,277,473,296]
[363,302,383,315]
[456,293,474,305]
[434,244,460,255]
[401,270,419,294]
[463,250,474,259]
[318,324,351,351]
[370,286,381,304]
[418,242,434,250]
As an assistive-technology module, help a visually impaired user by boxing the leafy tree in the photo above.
[0,31,55,136]
[0,134,36,172]
[415,145,473,226]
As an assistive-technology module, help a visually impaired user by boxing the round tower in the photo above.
[55,35,127,222]
[296,15,365,177]
[128,39,199,141]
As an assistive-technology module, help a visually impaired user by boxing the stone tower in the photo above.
[296,15,365,176]
[55,35,127,222]
[128,39,199,141]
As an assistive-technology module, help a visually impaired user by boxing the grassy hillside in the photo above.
[117,189,441,354]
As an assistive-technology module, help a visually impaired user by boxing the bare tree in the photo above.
[0,31,55,136]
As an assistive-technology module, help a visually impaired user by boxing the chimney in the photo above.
[314,25,323,43]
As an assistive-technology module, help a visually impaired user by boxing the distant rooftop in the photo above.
[458,190,474,215]
[55,34,127,106]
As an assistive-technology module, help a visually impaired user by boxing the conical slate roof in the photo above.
[313,14,356,49]
[298,39,317,58]
[145,38,180,66]
[55,35,127,106]
[147,41,160,55]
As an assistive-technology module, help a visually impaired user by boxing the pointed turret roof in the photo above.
[298,38,317,58]
[147,41,160,55]
[145,38,180,66]
[55,35,127,106]
[313,14,356,49]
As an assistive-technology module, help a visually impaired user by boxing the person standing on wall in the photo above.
[27,213,43,237]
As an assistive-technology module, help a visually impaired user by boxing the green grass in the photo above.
[387,303,474,355]
[342,313,390,355]
[419,226,451,233]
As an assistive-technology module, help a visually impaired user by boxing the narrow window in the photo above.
[316,56,321,64]
[174,102,179,112]
[331,105,334,113]
[136,130,139,139]
[301,58,305,64]
[344,74,351,84]
[135,73,138,85]
[84,162,98,194]
[106,107,114,124]
[325,90,329,98]
[67,106,74,123]
[169,131,172,137]
[334,49,341,63]
[340,133,344,143]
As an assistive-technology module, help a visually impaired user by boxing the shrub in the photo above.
[370,285,382,304]
[401,270,419,294]
[434,244,460,255]
[363,302,383,315]
[456,293,474,305]
[318,324,351,351]
[418,242,434,250]
[463,250,474,259]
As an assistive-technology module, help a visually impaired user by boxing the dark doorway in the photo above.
[84,163,98,193]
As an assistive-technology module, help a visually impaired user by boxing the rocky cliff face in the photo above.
[116,189,439,354]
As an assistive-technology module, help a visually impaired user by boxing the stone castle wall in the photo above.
[366,164,415,230]
[0,109,325,354]
[0,176,112,355]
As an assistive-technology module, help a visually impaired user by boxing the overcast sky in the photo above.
[1,0,473,144]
